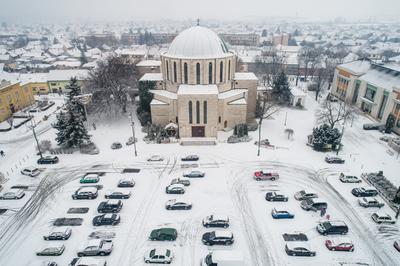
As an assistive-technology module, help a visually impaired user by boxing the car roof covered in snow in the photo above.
[210,214,229,221]
[211,250,244,261]
[79,186,98,193]
[106,199,120,205]
[77,257,106,265]
[214,230,233,238]
[286,241,311,249]
[85,173,99,178]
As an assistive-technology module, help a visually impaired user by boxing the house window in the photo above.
[228,60,231,80]
[184,63,188,84]
[166,61,169,81]
[176,116,178,123]
[173,62,177,83]
[378,92,389,119]
[196,101,200,124]
[219,61,223,82]
[364,85,376,102]
[188,101,193,124]
[196,63,201,84]
[203,101,207,124]
[218,116,221,123]
[208,62,213,84]
[51,83,57,86]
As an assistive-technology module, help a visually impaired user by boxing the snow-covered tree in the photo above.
[53,111,68,145]
[311,124,341,151]
[65,77,85,119]
[63,100,90,148]
[272,71,291,104]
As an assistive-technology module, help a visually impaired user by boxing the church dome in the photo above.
[165,26,230,59]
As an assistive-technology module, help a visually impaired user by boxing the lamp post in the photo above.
[73,93,92,128]
[129,113,137,157]
[28,115,43,159]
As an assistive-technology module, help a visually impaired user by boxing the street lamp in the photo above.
[28,115,43,159]
[129,113,137,157]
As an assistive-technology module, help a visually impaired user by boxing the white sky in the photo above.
[1,0,400,22]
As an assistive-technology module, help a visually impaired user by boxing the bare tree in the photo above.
[255,47,286,87]
[298,46,323,82]
[313,64,330,101]
[256,93,281,156]
[316,99,355,129]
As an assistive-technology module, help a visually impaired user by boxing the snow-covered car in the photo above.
[105,189,131,199]
[253,170,279,181]
[294,190,318,201]
[339,173,362,183]
[117,177,135,188]
[72,186,98,200]
[88,231,116,240]
[21,167,41,177]
[265,191,288,202]
[149,227,178,241]
[165,199,192,210]
[202,214,230,228]
[77,239,113,257]
[80,174,100,184]
[69,257,107,266]
[37,156,59,164]
[36,244,65,256]
[43,227,72,240]
[200,251,244,266]
[144,248,174,264]
[325,155,345,164]
[285,242,316,256]
[183,170,205,178]
[125,137,137,146]
[170,177,190,186]
[371,212,396,224]
[0,188,25,200]
[147,155,164,162]
[92,214,120,226]
[110,142,122,149]
[363,123,385,131]
[300,198,327,211]
[317,220,348,235]
[181,155,199,161]
[202,230,234,246]
[325,238,354,252]
[165,184,185,194]
[358,197,384,208]
[97,199,123,213]
[351,187,378,197]
[271,208,295,219]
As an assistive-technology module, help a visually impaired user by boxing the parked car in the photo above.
[111,142,122,149]
[253,170,279,181]
[117,177,135,188]
[294,190,318,201]
[165,184,185,194]
[21,167,40,177]
[351,187,378,197]
[394,240,400,252]
[80,174,100,184]
[36,244,65,256]
[181,155,199,161]
[0,188,25,200]
[183,170,205,178]
[93,214,120,226]
[317,220,348,235]
[170,177,190,186]
[271,208,295,219]
[358,197,384,208]
[325,155,345,164]
[105,189,131,199]
[165,199,192,210]
[149,227,178,241]
[43,227,72,240]
[202,230,234,246]
[77,239,113,257]
[144,248,173,264]
[300,199,328,212]
[200,251,244,266]
[147,155,164,162]
[325,238,354,252]
[285,242,316,256]
[125,137,137,146]
[69,258,106,266]
[72,186,98,200]
[339,173,362,183]
[97,200,123,213]
[265,191,288,202]
[371,212,396,224]
[202,214,229,228]
[363,123,385,131]
[37,156,59,164]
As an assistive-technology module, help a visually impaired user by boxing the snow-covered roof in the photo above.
[290,87,307,97]
[359,68,400,92]
[214,230,233,238]
[136,60,161,67]
[150,98,168,105]
[19,73,48,85]
[47,69,89,81]
[234,72,258,81]
[139,73,163,82]
[338,60,371,76]
[165,26,231,59]
[228,98,246,105]
[218,89,247,99]
[150,90,177,100]
[177,84,219,95]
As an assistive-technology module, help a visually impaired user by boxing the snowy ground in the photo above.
[0,90,399,266]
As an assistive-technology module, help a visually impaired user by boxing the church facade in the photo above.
[141,26,258,138]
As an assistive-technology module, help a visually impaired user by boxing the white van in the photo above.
[201,251,244,266]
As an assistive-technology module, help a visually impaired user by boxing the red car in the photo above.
[325,238,354,252]
[253,170,279,181]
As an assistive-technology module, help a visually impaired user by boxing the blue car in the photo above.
[271,208,295,219]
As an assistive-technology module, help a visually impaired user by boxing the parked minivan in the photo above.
[301,198,327,211]
[317,221,348,235]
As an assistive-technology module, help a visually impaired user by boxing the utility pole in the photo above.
[130,113,137,157]
[29,116,43,159]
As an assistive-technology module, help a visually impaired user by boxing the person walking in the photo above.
[0,150,5,157]
[320,207,326,217]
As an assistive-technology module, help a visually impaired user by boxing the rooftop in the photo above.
[139,73,163,82]
[338,60,371,76]
[218,89,247,99]
[47,69,89,81]
[136,60,161,67]
[150,89,177,100]
[177,84,219,95]
[234,72,258,81]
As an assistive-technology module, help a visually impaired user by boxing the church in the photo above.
[140,25,259,139]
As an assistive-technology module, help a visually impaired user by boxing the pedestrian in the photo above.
[92,122,96,130]
[326,214,330,220]
[320,207,326,217]
[0,150,4,157]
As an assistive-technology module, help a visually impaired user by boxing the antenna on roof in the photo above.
[197,18,200,26]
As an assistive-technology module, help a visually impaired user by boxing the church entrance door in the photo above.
[191,126,205,137]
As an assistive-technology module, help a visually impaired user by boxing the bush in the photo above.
[311,124,341,151]
[137,106,151,126]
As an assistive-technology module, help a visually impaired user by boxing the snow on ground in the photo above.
[0,91,399,266]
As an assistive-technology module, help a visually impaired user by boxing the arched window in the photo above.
[184,63,188,84]
[224,120,228,128]
[188,101,193,124]
[173,62,177,83]
[228,60,231,80]
[208,62,213,84]
[219,61,223,83]
[203,101,207,124]
[166,61,169,81]
[196,63,201,84]
[196,101,200,124]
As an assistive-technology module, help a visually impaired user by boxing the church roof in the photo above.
[177,84,219,95]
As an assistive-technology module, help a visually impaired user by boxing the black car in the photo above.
[317,220,348,235]
[117,178,135,188]
[265,192,289,202]
[72,186,98,200]
[202,214,229,228]
[93,214,120,226]
[202,230,234,246]
[285,242,316,256]
[351,187,378,197]
[181,155,199,161]
[43,227,72,240]
[363,123,385,131]
[97,200,123,213]
[37,156,59,164]
[325,155,345,164]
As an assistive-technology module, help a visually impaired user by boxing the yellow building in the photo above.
[22,81,50,95]
[0,80,35,122]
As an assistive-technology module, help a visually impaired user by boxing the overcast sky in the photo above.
[1,0,400,23]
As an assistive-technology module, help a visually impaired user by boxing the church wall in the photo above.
[234,79,258,121]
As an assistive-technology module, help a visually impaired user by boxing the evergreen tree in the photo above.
[272,71,291,104]
[63,100,91,148]
[53,111,68,146]
[385,113,395,133]
[138,81,155,113]
[65,77,85,118]
[311,124,341,151]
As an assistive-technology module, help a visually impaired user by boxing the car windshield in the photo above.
[304,199,313,204]
[149,249,155,257]
[166,249,171,257]
[205,254,214,265]
[322,222,332,230]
